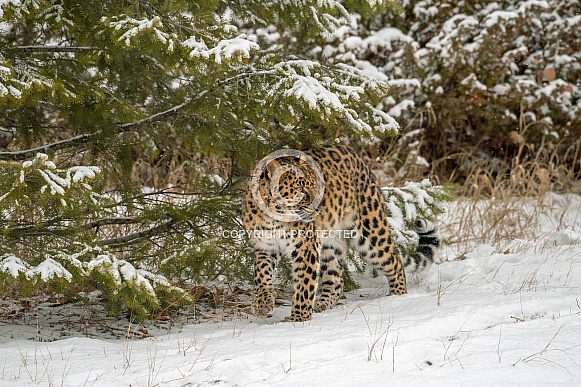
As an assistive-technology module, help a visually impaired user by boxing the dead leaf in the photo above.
[213,288,224,306]
[190,285,210,300]
[544,67,556,82]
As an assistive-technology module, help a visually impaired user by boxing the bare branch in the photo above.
[87,217,138,228]
[14,45,95,54]
[98,219,175,247]
[0,102,189,161]
[119,102,188,131]
[0,133,94,160]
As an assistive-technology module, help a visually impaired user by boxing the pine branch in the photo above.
[0,103,189,160]
[2,222,79,239]
[87,217,138,228]
[2,215,176,245]
[14,46,95,54]
[1,216,139,236]
[119,102,188,131]
[0,69,276,161]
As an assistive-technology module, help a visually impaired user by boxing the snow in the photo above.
[388,99,415,117]
[484,11,519,28]
[119,261,156,295]
[184,35,260,64]
[284,75,345,114]
[108,16,175,49]
[86,254,122,284]
[0,254,29,277]
[343,27,413,53]
[19,153,102,197]
[460,74,488,91]
[3,194,580,386]
[25,257,72,281]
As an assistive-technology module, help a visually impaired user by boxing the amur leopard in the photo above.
[242,145,440,322]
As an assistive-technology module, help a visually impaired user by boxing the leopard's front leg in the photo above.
[284,231,321,322]
[253,250,276,318]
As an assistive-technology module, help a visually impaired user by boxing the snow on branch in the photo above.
[1,0,43,19]
[106,15,176,50]
[23,153,100,199]
[184,34,260,64]
[105,14,260,64]
[0,249,178,297]
[0,152,182,306]
[269,59,398,136]
[365,103,400,134]
[0,254,29,277]
[282,74,347,113]
[0,54,53,99]
[0,63,21,98]
[0,153,101,208]
[26,257,73,281]
[382,179,454,251]
[342,27,414,54]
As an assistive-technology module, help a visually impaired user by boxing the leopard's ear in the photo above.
[265,159,282,176]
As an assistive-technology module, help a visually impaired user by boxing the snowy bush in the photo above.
[0,154,183,321]
[320,0,580,171]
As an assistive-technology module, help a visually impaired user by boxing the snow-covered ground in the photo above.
[1,194,581,386]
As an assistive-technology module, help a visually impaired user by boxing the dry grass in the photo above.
[440,136,580,249]
[368,106,581,251]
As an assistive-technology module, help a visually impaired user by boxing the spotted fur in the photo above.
[243,145,439,322]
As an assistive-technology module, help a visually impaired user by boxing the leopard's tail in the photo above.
[402,219,441,273]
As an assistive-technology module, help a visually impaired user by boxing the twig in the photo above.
[392,333,399,373]
[98,219,175,246]
[513,325,565,367]
[0,134,95,160]
[497,321,503,363]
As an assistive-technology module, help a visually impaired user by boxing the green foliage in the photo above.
[343,253,364,293]
[383,180,455,252]
[0,154,187,321]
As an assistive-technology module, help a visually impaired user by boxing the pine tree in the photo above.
[0,0,452,319]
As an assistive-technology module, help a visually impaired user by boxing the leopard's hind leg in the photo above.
[354,190,407,295]
[315,242,345,313]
